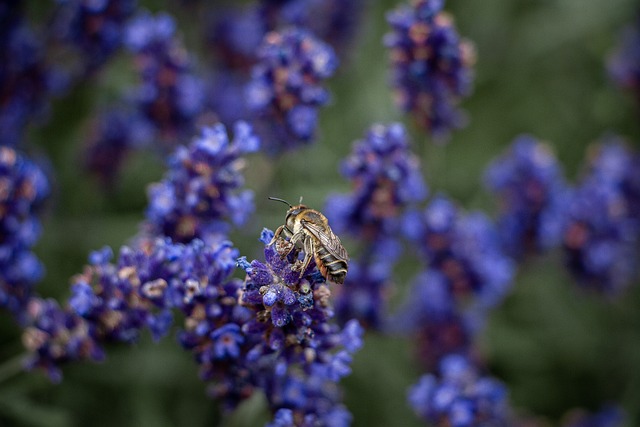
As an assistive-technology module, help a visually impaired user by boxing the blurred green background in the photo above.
[1,0,639,426]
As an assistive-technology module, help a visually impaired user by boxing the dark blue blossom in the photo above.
[385,0,475,140]
[208,4,267,72]
[52,0,137,74]
[236,228,363,424]
[485,135,571,259]
[404,195,515,308]
[124,10,208,146]
[408,354,511,427]
[563,140,640,294]
[23,236,240,382]
[246,27,338,152]
[143,121,259,243]
[0,7,61,147]
[325,122,426,329]
[277,0,365,57]
[608,17,640,103]
[0,147,50,323]
[327,122,427,240]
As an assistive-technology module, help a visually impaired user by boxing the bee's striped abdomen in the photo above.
[315,244,348,284]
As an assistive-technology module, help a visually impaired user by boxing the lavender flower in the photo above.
[326,122,427,241]
[485,135,570,259]
[563,140,640,294]
[0,7,60,147]
[237,228,363,423]
[124,11,207,146]
[404,195,515,309]
[208,4,267,72]
[277,0,365,56]
[246,27,338,152]
[52,0,137,73]
[385,0,475,140]
[23,237,239,382]
[325,122,426,328]
[608,17,640,103]
[408,354,511,427]
[0,147,50,323]
[143,121,259,243]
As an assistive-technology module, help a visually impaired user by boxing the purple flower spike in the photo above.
[124,11,207,146]
[385,0,475,140]
[1,8,60,147]
[144,121,259,243]
[326,122,427,241]
[563,139,640,294]
[246,27,338,152]
[23,237,240,381]
[404,195,515,309]
[408,355,511,426]
[52,0,137,73]
[0,147,50,323]
[485,135,570,259]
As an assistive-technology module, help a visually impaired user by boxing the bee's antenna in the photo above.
[299,196,303,204]
[268,197,292,208]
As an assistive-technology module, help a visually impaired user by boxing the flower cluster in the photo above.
[325,122,427,328]
[484,135,570,259]
[408,354,511,427]
[23,237,239,383]
[52,0,137,74]
[236,228,363,424]
[0,147,50,323]
[246,27,338,152]
[563,139,640,294]
[608,17,640,102]
[124,11,207,145]
[274,0,364,56]
[0,4,60,147]
[385,0,475,140]
[327,122,427,241]
[143,121,259,243]
[404,195,514,308]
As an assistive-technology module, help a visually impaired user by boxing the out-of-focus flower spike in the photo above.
[385,0,475,141]
[246,27,338,153]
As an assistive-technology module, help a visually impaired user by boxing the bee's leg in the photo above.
[280,231,304,259]
[299,237,315,278]
[268,225,285,246]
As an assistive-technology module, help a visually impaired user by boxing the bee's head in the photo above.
[269,197,307,227]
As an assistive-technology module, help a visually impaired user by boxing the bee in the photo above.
[268,197,349,284]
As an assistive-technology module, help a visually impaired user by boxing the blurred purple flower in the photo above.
[52,0,137,74]
[404,195,515,309]
[246,27,338,152]
[385,0,475,140]
[408,354,511,427]
[0,147,50,324]
[485,135,570,259]
[563,139,640,294]
[143,121,259,243]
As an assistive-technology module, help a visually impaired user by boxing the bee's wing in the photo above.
[301,220,349,261]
